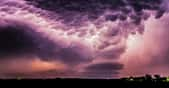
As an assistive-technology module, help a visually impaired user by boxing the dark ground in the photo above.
[1,75,169,88]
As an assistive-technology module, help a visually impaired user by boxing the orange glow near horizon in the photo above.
[31,59,66,72]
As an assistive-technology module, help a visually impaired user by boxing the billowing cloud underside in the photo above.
[0,0,168,78]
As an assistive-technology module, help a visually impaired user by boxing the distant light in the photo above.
[166,77,169,82]
[129,78,134,81]
[17,76,22,80]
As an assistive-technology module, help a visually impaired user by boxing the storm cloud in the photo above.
[26,0,164,25]
[83,62,123,78]
[120,13,169,77]
[0,18,93,66]
[0,0,169,78]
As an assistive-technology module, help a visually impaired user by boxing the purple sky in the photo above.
[0,0,169,79]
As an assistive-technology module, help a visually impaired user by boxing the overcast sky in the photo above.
[0,0,169,78]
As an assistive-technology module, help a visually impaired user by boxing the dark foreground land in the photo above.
[1,75,169,88]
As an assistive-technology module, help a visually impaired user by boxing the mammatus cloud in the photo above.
[0,0,168,78]
[26,0,164,24]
